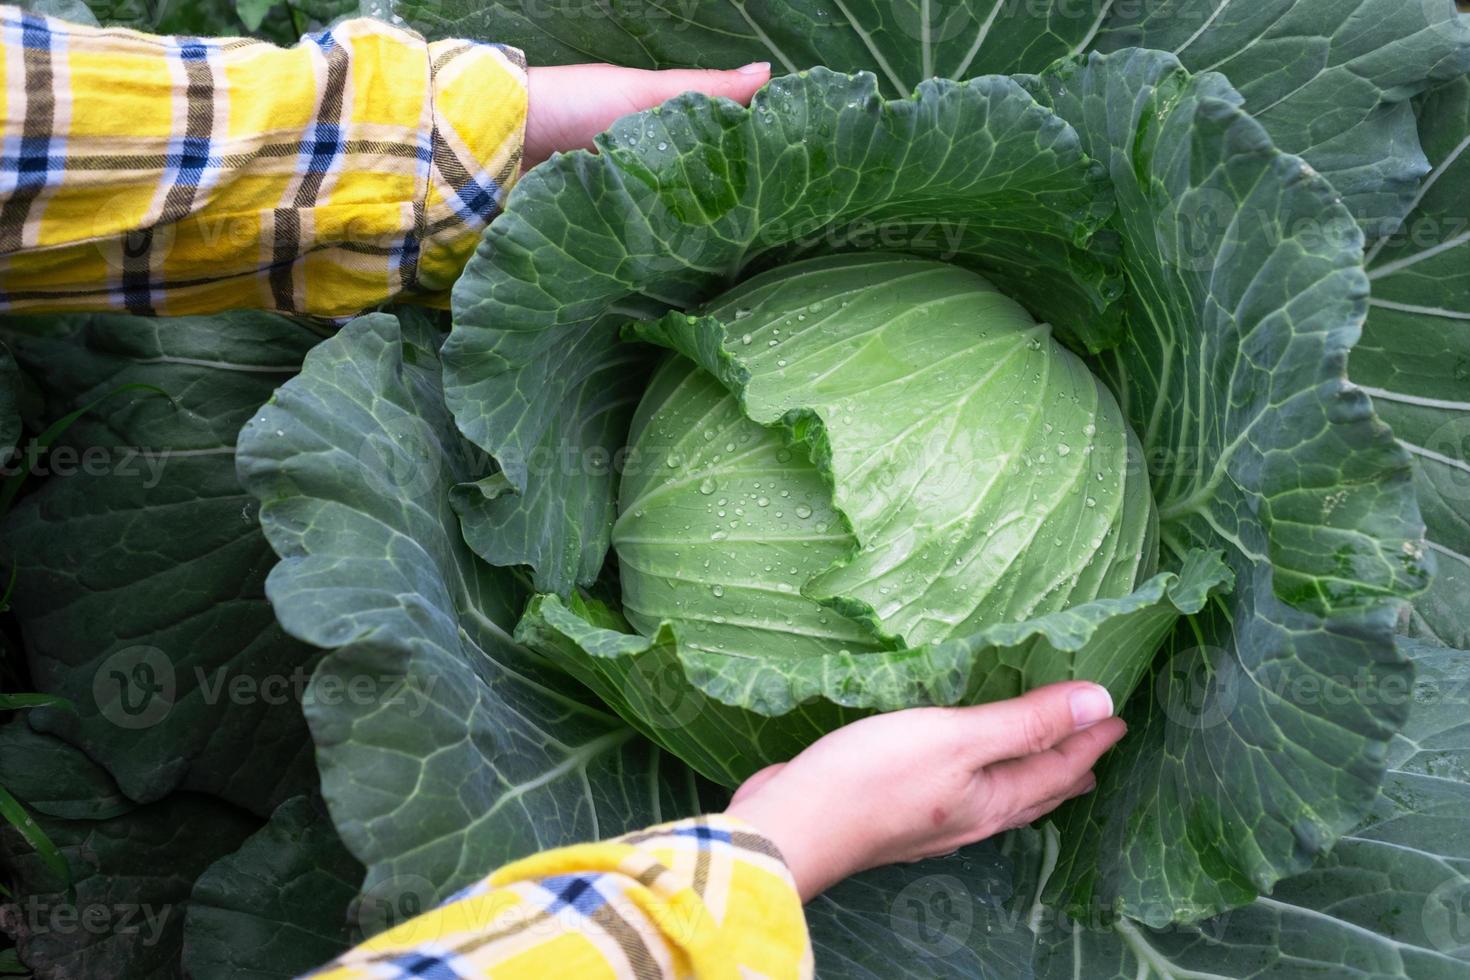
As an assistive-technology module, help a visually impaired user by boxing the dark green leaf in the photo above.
[0,312,322,814]
[0,732,256,980]
[0,343,19,464]
[391,0,1112,88]
[0,721,132,822]
[182,795,363,980]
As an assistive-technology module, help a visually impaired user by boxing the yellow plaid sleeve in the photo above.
[307,815,813,980]
[0,6,526,318]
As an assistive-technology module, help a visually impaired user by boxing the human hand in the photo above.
[723,682,1126,901]
[523,62,773,170]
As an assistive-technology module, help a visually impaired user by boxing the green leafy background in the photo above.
[0,1,1466,978]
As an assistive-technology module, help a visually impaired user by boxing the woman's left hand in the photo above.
[523,62,772,169]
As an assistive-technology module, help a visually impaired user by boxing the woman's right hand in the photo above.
[724,681,1126,901]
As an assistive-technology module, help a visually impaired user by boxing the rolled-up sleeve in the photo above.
[0,6,527,318]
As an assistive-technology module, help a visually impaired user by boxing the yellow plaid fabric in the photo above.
[307,815,813,980]
[0,7,526,317]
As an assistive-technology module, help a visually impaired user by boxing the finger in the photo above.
[986,717,1126,815]
[625,63,772,108]
[524,62,772,168]
[951,681,1116,767]
[730,762,786,805]
[1002,771,1096,831]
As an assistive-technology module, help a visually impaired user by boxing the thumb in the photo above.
[953,681,1117,768]
[524,62,773,170]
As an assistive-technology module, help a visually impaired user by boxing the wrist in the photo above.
[725,792,866,902]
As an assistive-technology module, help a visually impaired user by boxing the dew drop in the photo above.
[711,530,729,541]
[699,478,717,495]
[756,496,770,507]
[711,584,725,597]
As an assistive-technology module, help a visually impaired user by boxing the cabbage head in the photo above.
[617,253,1158,665]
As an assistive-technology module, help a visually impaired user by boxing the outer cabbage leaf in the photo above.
[0,312,322,814]
[389,0,1470,233]
[806,842,1036,980]
[446,68,1115,596]
[1023,49,1427,925]
[1357,75,1470,652]
[1093,0,1470,235]
[1028,639,1470,978]
[236,311,710,907]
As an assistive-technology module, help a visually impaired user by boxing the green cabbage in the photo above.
[616,255,1156,656]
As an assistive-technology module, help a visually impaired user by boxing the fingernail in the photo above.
[738,61,771,75]
[1070,685,1114,729]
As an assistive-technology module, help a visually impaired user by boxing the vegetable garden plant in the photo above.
[2,1,1470,977]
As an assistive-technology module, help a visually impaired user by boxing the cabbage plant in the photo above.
[2,2,1469,979]
[443,50,1428,927]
